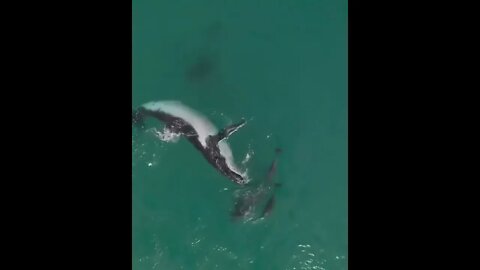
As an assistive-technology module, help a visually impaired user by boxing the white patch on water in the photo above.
[219,187,229,193]
[241,145,254,165]
[243,152,251,163]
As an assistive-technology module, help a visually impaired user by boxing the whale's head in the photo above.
[225,168,246,185]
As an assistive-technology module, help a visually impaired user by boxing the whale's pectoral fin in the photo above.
[213,118,247,143]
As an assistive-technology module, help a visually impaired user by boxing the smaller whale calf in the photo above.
[231,148,282,221]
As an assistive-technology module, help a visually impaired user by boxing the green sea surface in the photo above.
[133,0,347,269]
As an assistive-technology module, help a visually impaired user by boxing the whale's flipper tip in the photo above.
[215,118,247,143]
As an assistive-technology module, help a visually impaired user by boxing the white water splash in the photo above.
[241,148,254,165]
[150,127,182,143]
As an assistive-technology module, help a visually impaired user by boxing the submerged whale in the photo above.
[132,101,248,185]
[231,148,282,221]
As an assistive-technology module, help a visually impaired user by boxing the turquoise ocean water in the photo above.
[133,0,347,269]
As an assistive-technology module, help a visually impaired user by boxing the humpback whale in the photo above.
[132,101,248,185]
